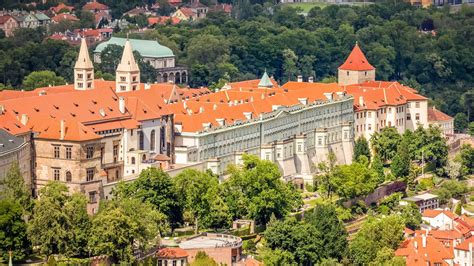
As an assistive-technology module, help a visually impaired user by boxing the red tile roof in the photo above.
[148,16,181,26]
[0,112,30,136]
[0,15,15,25]
[454,237,474,251]
[178,7,195,17]
[50,3,74,13]
[83,1,109,11]
[428,107,453,122]
[396,235,454,266]
[51,13,79,23]
[339,43,375,71]
[423,209,456,220]
[156,247,188,258]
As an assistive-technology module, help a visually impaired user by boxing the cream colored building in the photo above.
[428,106,454,137]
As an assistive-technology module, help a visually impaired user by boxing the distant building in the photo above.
[172,0,208,21]
[179,233,242,265]
[94,37,188,84]
[156,247,188,266]
[400,193,439,212]
[82,1,111,28]
[0,15,19,36]
[50,3,74,14]
[422,209,456,230]
[51,13,79,24]
[0,128,33,193]
[428,106,454,137]
[148,16,181,26]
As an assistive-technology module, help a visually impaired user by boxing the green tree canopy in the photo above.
[370,127,402,162]
[22,70,66,91]
[354,136,371,162]
[113,168,183,228]
[0,198,30,262]
[222,154,302,225]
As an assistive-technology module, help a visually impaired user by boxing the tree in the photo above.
[371,153,385,183]
[113,168,183,228]
[1,162,32,214]
[353,136,371,162]
[304,203,348,260]
[190,251,219,266]
[283,48,298,82]
[99,44,123,75]
[369,247,405,266]
[468,122,474,136]
[397,203,422,230]
[391,140,410,178]
[174,169,223,233]
[0,198,30,262]
[22,70,66,91]
[78,10,95,29]
[454,113,469,133]
[444,159,463,179]
[459,144,474,175]
[222,154,302,225]
[350,215,404,265]
[261,247,297,266]
[315,151,337,199]
[370,127,401,162]
[89,198,167,263]
[27,182,90,257]
[331,161,379,200]
[433,180,468,204]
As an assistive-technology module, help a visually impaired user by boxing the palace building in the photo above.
[283,43,440,142]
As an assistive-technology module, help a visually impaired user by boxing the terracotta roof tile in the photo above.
[339,43,375,71]
[428,107,453,122]
[156,247,188,258]
[83,1,109,11]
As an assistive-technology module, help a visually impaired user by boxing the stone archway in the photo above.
[181,71,187,83]
[163,73,168,82]
[157,73,162,83]
[169,73,175,83]
[175,72,181,84]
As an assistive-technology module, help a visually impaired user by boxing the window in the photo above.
[132,85,137,91]
[120,85,126,91]
[416,102,420,108]
[113,144,119,157]
[132,76,137,82]
[318,137,322,145]
[66,171,72,182]
[78,82,83,88]
[87,73,91,79]
[53,168,60,181]
[365,71,367,76]
[65,146,72,159]
[407,113,411,120]
[77,73,83,79]
[139,131,144,150]
[131,157,136,164]
[368,124,372,130]
[388,108,392,114]
[150,130,156,151]
[120,76,126,82]
[416,113,420,121]
[86,146,94,159]
[407,102,411,108]
[89,191,97,203]
[86,168,94,181]
[87,82,92,88]
[346,71,349,76]
[297,144,302,152]
[368,112,371,118]
[53,145,60,158]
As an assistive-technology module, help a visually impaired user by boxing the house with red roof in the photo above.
[82,0,111,27]
[428,106,454,137]
[396,233,455,266]
[148,16,181,26]
[0,15,19,37]
[51,13,79,24]
[156,247,188,265]
[422,209,457,230]
[50,3,74,14]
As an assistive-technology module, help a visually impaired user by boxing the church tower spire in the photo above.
[74,38,94,90]
[115,38,140,92]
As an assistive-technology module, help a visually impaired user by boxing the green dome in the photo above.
[94,37,174,58]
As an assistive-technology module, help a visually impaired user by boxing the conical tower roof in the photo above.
[338,43,375,71]
[74,38,93,69]
[116,39,140,72]
[258,71,273,88]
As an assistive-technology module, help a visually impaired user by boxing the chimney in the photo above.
[20,114,28,126]
[183,100,187,109]
[216,118,225,126]
[323,92,333,101]
[414,241,418,249]
[298,98,308,105]
[213,104,217,111]
[202,122,211,130]
[297,75,303,82]
[199,107,204,113]
[0,105,4,114]
[119,96,126,114]
[359,96,364,106]
[60,120,65,140]
[250,96,254,102]
[144,83,151,90]
[243,112,252,120]
[308,76,314,83]
[422,235,426,248]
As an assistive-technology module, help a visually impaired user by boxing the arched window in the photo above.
[160,126,165,153]
[131,157,136,164]
[142,154,146,162]
[150,130,156,151]
[138,131,144,150]
[66,171,72,182]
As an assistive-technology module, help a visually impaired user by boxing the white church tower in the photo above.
[74,38,94,90]
[115,39,140,92]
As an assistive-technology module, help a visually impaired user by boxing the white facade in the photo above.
[174,95,354,182]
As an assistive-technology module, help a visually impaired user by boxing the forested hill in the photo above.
[0,2,472,118]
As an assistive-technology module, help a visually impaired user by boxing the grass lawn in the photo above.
[282,2,329,12]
